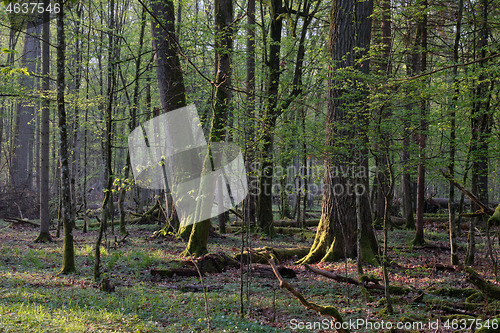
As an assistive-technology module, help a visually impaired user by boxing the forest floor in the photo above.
[0,216,499,332]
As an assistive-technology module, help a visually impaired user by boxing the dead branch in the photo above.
[252,249,348,333]
[440,170,495,215]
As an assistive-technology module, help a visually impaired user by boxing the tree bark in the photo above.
[244,0,257,227]
[57,0,76,274]
[35,0,52,243]
[183,0,234,255]
[256,0,283,236]
[12,14,42,191]
[466,0,492,265]
[298,0,378,265]
[151,0,186,235]
[448,0,463,265]
[413,0,428,246]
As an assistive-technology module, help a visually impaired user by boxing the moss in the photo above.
[488,204,500,226]
[178,224,193,241]
[360,236,380,266]
[360,274,381,284]
[388,285,411,295]
[466,292,485,303]
[360,287,373,302]
[466,267,500,300]
[296,216,330,265]
[60,225,76,274]
[34,232,52,243]
[465,302,483,311]
[181,219,211,257]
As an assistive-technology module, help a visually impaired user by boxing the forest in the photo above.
[1,0,500,331]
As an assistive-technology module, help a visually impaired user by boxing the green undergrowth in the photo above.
[0,225,497,332]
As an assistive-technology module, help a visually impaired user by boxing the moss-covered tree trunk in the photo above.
[256,0,282,236]
[298,0,378,265]
[57,0,75,274]
[182,0,233,256]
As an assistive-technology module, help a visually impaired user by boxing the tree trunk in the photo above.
[467,0,491,265]
[35,0,52,243]
[298,0,378,265]
[183,0,234,255]
[413,0,428,246]
[12,15,42,190]
[57,0,76,274]
[257,0,282,236]
[372,0,393,226]
[448,0,464,265]
[151,0,186,236]
[95,0,117,279]
[244,0,257,227]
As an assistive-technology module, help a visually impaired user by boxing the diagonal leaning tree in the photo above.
[297,0,379,265]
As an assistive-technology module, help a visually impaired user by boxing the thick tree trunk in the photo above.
[298,0,378,265]
[151,0,186,236]
[12,16,42,190]
[151,0,186,111]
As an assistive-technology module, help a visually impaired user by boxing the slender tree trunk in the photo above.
[466,0,491,265]
[183,0,234,255]
[35,0,52,243]
[372,0,393,226]
[58,0,76,274]
[448,0,463,265]
[95,0,116,279]
[244,0,257,227]
[413,0,428,246]
[257,0,283,236]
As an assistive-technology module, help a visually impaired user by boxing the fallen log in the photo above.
[3,217,40,227]
[236,246,310,264]
[466,268,500,300]
[151,253,239,279]
[151,268,200,278]
[129,201,161,224]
